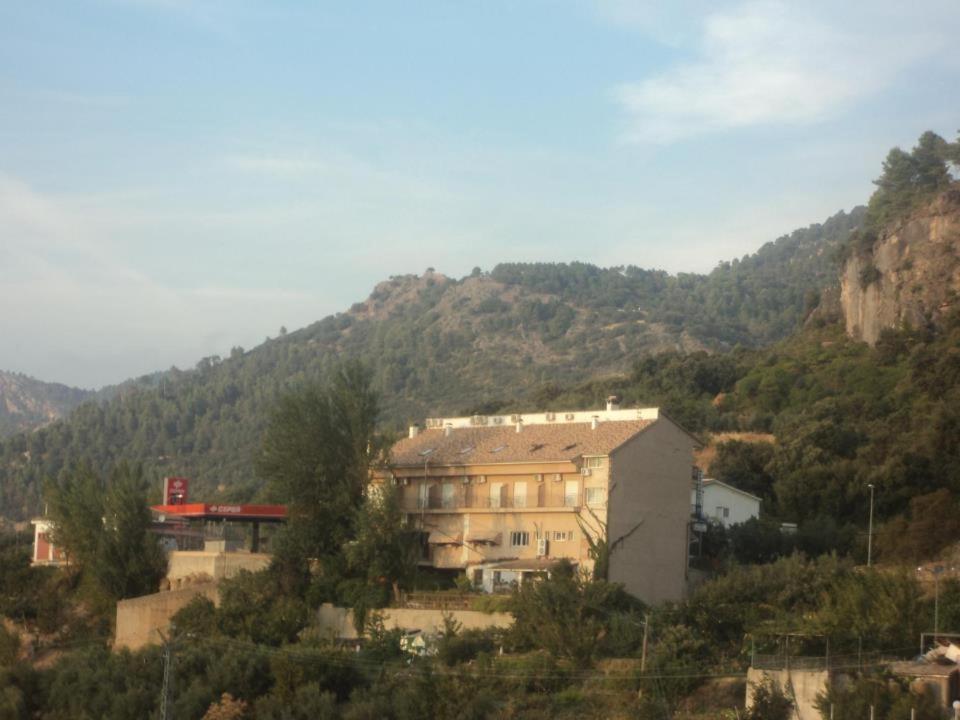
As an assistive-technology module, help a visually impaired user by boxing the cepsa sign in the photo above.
[208,505,242,513]
[163,477,189,505]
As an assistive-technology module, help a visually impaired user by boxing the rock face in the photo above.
[840,189,960,345]
[0,371,93,438]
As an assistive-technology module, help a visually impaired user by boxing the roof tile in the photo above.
[388,419,656,466]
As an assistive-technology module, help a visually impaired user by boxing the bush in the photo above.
[436,616,496,667]
[747,677,792,720]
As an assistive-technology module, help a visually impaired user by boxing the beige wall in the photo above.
[422,508,593,569]
[746,668,829,720]
[316,604,513,640]
[166,551,271,587]
[607,419,694,604]
[115,583,219,650]
[375,418,694,598]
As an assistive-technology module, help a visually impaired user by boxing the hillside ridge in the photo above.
[0,206,863,519]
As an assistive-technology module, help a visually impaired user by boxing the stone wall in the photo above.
[316,604,513,640]
[166,551,270,588]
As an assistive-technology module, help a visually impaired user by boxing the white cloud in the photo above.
[0,174,329,388]
[615,1,954,143]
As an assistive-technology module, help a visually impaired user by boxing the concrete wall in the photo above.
[115,583,219,651]
[746,667,829,720]
[166,551,270,587]
[316,604,513,640]
[607,419,694,604]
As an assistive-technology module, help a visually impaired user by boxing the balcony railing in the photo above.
[402,495,595,511]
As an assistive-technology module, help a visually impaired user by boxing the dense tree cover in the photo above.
[44,462,166,605]
[815,674,941,720]
[841,129,959,263]
[508,560,644,665]
[3,550,950,719]
[0,203,862,520]
[865,131,957,233]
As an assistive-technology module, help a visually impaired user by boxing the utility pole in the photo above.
[640,613,650,673]
[637,614,650,700]
[159,624,176,720]
[867,483,875,567]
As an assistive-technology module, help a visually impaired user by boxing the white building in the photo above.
[691,478,760,527]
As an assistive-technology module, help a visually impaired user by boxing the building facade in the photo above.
[30,518,66,566]
[691,478,761,528]
[373,403,699,604]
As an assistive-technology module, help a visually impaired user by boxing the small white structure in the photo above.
[691,479,760,528]
[31,518,66,566]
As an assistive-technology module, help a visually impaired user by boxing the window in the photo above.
[584,487,606,507]
[552,530,574,542]
[510,531,530,547]
[490,482,504,508]
[564,480,579,507]
[418,482,429,509]
[441,483,455,509]
[715,506,729,519]
[514,482,527,508]
[584,456,603,469]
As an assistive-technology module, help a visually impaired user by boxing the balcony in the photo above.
[402,494,591,513]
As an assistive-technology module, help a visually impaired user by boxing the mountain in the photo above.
[0,371,94,439]
[840,187,960,344]
[0,207,862,520]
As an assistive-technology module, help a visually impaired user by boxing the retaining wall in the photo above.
[316,604,513,639]
[115,583,219,651]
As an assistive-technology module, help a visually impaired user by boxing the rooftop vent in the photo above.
[606,396,620,411]
[591,416,599,430]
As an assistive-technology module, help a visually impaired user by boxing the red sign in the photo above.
[162,476,190,505]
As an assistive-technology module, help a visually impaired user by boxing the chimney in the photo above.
[515,419,523,433]
[591,416,599,430]
[606,395,620,412]
[408,424,420,439]
[444,425,453,437]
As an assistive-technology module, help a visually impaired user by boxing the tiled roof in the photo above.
[387,419,657,466]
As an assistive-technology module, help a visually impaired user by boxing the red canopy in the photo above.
[151,503,287,521]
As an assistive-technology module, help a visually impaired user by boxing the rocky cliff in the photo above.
[0,371,93,438]
[840,188,960,344]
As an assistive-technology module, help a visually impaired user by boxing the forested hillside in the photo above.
[0,208,861,519]
[0,372,93,439]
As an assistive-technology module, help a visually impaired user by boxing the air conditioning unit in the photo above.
[492,416,503,425]
[462,476,470,485]
[545,412,556,421]
[536,473,544,483]
[477,475,487,484]
[401,477,410,486]
[536,538,548,557]
[552,473,562,482]
[581,467,592,477]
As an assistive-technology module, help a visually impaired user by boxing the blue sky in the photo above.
[1,0,958,388]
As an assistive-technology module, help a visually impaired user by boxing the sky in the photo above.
[1,1,958,389]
